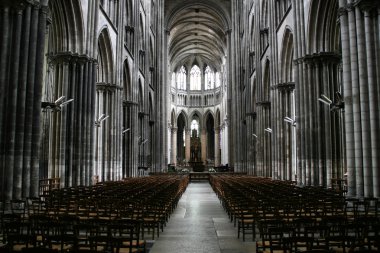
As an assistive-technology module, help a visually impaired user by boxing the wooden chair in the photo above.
[74,222,99,252]
[109,220,145,253]
[237,204,256,241]
[4,221,33,252]
[256,218,285,253]
[266,226,294,253]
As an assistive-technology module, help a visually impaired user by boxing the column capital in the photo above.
[126,25,135,32]
[303,52,341,65]
[346,3,355,12]
[48,53,93,65]
[246,112,257,119]
[278,82,295,92]
[356,0,378,12]
[96,82,118,92]
[338,7,348,16]
[123,100,138,107]
[0,0,33,9]
[256,101,271,108]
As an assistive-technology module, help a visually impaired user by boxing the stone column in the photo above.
[355,7,372,197]
[215,127,221,166]
[364,9,380,197]
[322,61,332,187]
[96,88,105,181]
[5,7,23,199]
[122,100,136,178]
[348,5,364,197]
[75,59,85,185]
[0,1,49,199]
[171,127,177,165]
[185,129,191,162]
[201,128,207,164]
[339,0,355,196]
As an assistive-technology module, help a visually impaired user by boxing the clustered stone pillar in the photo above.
[95,83,122,182]
[339,0,380,197]
[171,127,177,165]
[292,0,345,188]
[43,54,96,188]
[256,102,271,177]
[0,0,48,200]
[273,83,295,181]
[122,101,138,178]
[214,127,221,166]
[185,129,191,162]
[201,129,207,164]
[245,113,256,175]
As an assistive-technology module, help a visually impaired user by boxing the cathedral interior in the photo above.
[0,0,380,252]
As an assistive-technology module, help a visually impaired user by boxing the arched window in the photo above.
[190,65,201,90]
[205,66,214,90]
[191,119,199,137]
[177,66,186,90]
[171,72,176,87]
[215,72,221,87]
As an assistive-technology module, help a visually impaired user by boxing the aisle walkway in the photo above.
[149,182,256,253]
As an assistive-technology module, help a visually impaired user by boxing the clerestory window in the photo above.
[190,65,201,90]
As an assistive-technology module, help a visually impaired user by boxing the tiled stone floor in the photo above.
[149,181,256,253]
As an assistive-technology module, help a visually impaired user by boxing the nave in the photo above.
[150,182,256,253]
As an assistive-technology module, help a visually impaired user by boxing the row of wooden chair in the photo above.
[210,175,380,253]
[1,214,145,252]
[0,175,189,252]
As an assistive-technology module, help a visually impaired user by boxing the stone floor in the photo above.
[149,181,257,253]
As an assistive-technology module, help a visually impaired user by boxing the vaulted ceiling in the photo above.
[165,0,230,71]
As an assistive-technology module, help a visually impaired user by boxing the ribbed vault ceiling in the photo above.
[165,1,230,70]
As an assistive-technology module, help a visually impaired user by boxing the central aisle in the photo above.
[149,182,256,253]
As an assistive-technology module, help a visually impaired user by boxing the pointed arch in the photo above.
[125,0,133,26]
[148,92,154,120]
[48,0,84,54]
[171,109,176,127]
[138,79,144,112]
[261,0,269,28]
[123,60,131,100]
[263,59,270,101]
[215,109,221,128]
[139,12,145,50]
[308,0,339,53]
[281,28,294,83]
[97,27,114,84]
[149,36,155,67]
[177,111,189,128]
[251,77,257,112]
[203,110,215,129]
[189,110,203,126]
[205,112,215,161]
[249,13,255,52]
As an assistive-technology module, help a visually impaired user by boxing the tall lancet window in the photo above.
[177,66,186,90]
[190,65,201,90]
[205,66,214,90]
[215,72,221,88]
[171,72,176,87]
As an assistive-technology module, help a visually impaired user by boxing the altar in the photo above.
[189,128,204,171]
[188,161,204,172]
